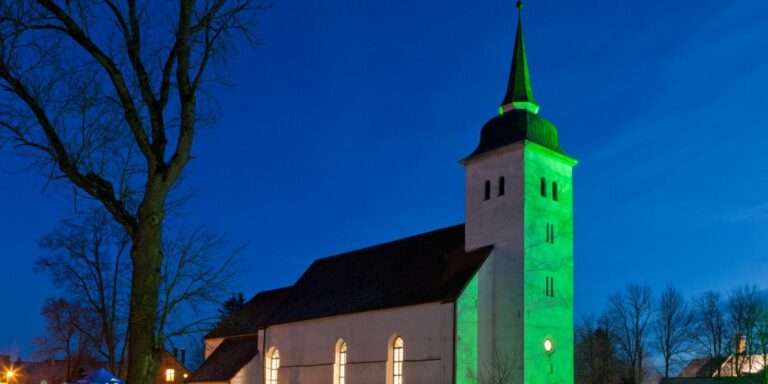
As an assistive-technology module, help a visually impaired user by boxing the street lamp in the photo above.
[6,370,14,384]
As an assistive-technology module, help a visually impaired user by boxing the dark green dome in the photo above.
[464,109,564,160]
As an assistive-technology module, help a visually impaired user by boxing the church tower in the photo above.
[459,2,576,383]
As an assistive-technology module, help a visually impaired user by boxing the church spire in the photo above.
[500,1,540,115]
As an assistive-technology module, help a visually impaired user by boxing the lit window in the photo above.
[540,177,547,197]
[552,181,559,201]
[498,177,505,196]
[266,349,279,384]
[484,180,491,201]
[393,337,404,384]
[165,369,175,383]
[335,341,347,384]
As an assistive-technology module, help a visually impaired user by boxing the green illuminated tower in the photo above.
[458,2,577,383]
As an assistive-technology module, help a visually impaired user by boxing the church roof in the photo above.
[464,1,567,162]
[267,224,492,325]
[207,224,491,338]
[501,1,538,113]
[189,336,260,382]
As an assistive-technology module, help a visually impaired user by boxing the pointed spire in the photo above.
[500,1,540,115]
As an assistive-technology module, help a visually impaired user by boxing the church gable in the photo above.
[190,336,260,382]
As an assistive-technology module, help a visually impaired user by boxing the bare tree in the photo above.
[724,285,761,376]
[575,314,620,384]
[694,291,727,377]
[35,208,242,377]
[606,284,653,384]
[653,285,695,378]
[755,292,768,384]
[34,298,96,382]
[0,2,267,383]
[36,208,129,374]
[476,348,519,384]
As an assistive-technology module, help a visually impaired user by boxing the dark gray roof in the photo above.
[266,224,491,325]
[463,109,564,162]
[188,336,259,382]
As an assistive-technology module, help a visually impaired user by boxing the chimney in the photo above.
[180,349,186,366]
[737,334,747,354]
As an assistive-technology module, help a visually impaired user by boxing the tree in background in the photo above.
[724,285,762,376]
[0,2,266,383]
[575,315,620,384]
[34,298,96,382]
[754,292,768,384]
[652,285,695,378]
[606,284,653,384]
[35,208,242,376]
[694,291,727,377]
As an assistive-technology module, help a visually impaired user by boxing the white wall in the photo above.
[259,302,455,384]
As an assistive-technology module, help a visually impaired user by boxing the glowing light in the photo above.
[165,369,175,383]
[544,338,553,353]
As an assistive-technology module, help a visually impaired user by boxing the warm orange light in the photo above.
[165,369,175,383]
[6,371,13,379]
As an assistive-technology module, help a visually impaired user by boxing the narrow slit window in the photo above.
[552,181,559,201]
[551,224,555,244]
[484,180,491,201]
[545,223,549,243]
[546,276,555,297]
[498,177,505,196]
[540,177,547,197]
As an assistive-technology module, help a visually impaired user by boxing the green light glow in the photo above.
[498,106,504,115]
[455,272,479,384]
[523,142,575,383]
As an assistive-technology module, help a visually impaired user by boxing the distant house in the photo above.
[669,354,766,384]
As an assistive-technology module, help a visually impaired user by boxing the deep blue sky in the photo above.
[1,0,767,358]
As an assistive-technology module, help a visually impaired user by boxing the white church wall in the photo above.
[465,143,527,382]
[262,301,454,384]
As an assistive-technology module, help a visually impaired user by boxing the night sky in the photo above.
[1,0,768,358]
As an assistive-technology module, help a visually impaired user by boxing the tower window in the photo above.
[540,177,547,197]
[546,276,554,297]
[393,337,404,384]
[498,177,505,196]
[484,180,491,201]
[552,181,559,201]
[546,223,555,244]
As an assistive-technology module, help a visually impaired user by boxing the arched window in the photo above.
[540,177,547,197]
[552,181,559,201]
[335,340,348,384]
[265,348,279,384]
[393,337,404,384]
[498,177,505,196]
[484,180,491,201]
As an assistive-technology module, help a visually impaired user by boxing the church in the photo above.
[189,2,576,384]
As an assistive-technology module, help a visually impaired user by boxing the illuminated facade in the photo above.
[189,2,574,384]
